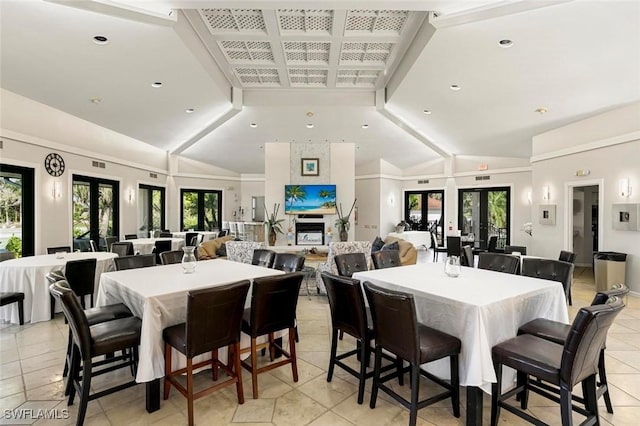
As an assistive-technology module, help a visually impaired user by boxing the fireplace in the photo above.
[295,222,324,245]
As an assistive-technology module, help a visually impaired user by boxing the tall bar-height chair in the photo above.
[504,245,527,255]
[371,250,402,269]
[48,246,72,254]
[522,258,574,305]
[124,234,137,240]
[240,273,304,399]
[160,250,183,265]
[334,253,368,277]
[114,254,156,271]
[461,245,474,267]
[111,242,134,257]
[185,232,198,247]
[251,249,275,268]
[153,240,172,265]
[105,236,118,252]
[236,222,246,241]
[477,253,520,274]
[0,293,24,325]
[228,222,238,239]
[163,281,250,426]
[272,253,305,272]
[65,258,97,309]
[430,232,447,262]
[446,236,461,258]
[363,282,461,426]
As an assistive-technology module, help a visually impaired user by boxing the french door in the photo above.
[72,175,119,251]
[180,189,222,231]
[139,184,165,234]
[404,190,444,240]
[458,187,510,250]
[0,164,35,257]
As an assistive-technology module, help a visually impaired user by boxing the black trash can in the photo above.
[594,252,627,292]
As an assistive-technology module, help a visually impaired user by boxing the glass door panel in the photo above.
[73,175,118,251]
[458,187,510,250]
[138,185,165,235]
[181,191,199,230]
[181,189,222,231]
[73,181,91,250]
[0,164,34,257]
[204,192,219,231]
[404,190,444,243]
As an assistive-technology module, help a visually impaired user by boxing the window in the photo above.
[0,164,35,257]
[72,175,119,251]
[458,187,510,250]
[180,189,222,231]
[139,184,165,235]
[404,190,444,241]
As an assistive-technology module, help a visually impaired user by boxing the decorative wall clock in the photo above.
[44,153,65,177]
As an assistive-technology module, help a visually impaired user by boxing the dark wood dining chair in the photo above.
[271,253,305,272]
[477,252,520,274]
[111,242,134,257]
[251,249,275,268]
[185,232,198,247]
[363,281,461,426]
[113,254,156,271]
[504,245,527,255]
[240,273,304,399]
[153,240,172,265]
[334,253,368,277]
[522,258,574,305]
[461,245,474,267]
[371,250,401,269]
[430,232,447,262]
[159,250,183,265]
[163,280,250,426]
[0,292,24,325]
[124,234,137,240]
[47,246,71,254]
[446,236,461,257]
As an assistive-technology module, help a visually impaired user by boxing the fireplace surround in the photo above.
[295,222,324,245]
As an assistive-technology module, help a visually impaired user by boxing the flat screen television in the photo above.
[285,184,337,215]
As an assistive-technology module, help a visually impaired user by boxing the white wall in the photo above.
[354,177,380,241]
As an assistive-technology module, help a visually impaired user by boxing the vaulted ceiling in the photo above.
[1,0,639,174]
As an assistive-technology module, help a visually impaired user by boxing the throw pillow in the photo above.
[381,241,399,251]
[372,236,385,253]
[216,243,228,257]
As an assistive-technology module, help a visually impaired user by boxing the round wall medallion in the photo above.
[44,153,65,177]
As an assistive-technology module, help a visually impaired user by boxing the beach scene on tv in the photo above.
[285,184,337,215]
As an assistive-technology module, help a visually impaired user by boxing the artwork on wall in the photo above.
[301,158,319,176]
[539,204,556,225]
[612,203,640,231]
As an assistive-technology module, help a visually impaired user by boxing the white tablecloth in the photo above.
[96,259,285,382]
[172,231,218,242]
[353,263,568,392]
[387,231,431,247]
[128,238,185,255]
[0,252,118,324]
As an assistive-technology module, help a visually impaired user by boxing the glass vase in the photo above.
[181,246,197,274]
[444,255,461,277]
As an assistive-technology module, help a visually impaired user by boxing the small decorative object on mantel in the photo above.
[335,199,357,242]
[301,158,319,176]
[523,222,533,236]
[265,203,284,246]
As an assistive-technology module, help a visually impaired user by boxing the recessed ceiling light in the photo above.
[535,107,548,114]
[185,108,195,113]
[306,123,314,129]
[151,82,163,88]
[498,39,513,48]
[423,109,432,115]
[90,97,102,104]
[362,124,369,129]
[92,35,108,45]
[450,84,461,91]
[250,123,257,128]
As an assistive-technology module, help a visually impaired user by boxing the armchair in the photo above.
[316,241,372,294]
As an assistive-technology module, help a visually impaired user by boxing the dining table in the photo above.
[95,258,285,413]
[126,238,185,255]
[0,251,118,324]
[353,263,568,426]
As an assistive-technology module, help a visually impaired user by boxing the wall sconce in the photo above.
[542,186,551,201]
[388,193,395,206]
[128,189,135,203]
[52,181,62,199]
[527,190,532,205]
[620,178,631,197]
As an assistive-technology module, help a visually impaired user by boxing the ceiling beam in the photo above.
[44,0,177,26]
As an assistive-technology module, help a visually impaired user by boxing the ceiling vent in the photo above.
[92,160,106,169]
[345,10,408,35]
[200,9,266,33]
[149,172,158,179]
[475,175,490,181]
[418,179,429,184]
[277,9,334,34]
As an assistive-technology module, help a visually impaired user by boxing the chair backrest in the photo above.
[559,250,577,264]
[221,221,229,231]
[325,241,373,274]
[49,281,91,360]
[160,250,184,265]
[124,234,137,240]
[159,232,173,238]
[430,232,439,249]
[363,281,419,363]
[446,236,461,257]
[334,253,368,277]
[487,236,498,252]
[590,283,629,305]
[226,241,265,264]
[562,297,624,386]
[65,258,97,304]
[0,251,16,262]
[185,232,198,247]
[229,222,238,237]
[371,250,402,269]
[321,273,368,340]
[461,245,474,267]
[154,240,172,263]
[218,230,229,238]
[105,236,118,252]
[114,254,156,271]
[251,249,275,268]
[248,273,304,336]
[111,242,134,256]
[522,258,574,298]
[477,252,520,274]
[272,253,305,272]
[46,270,66,284]
[47,246,71,254]
[185,280,250,358]
[504,245,527,255]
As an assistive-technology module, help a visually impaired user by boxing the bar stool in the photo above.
[0,292,25,325]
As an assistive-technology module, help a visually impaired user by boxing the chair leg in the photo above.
[598,349,614,414]
[251,337,259,399]
[67,345,79,402]
[186,358,194,426]
[370,346,382,409]
[268,332,275,361]
[232,343,244,404]
[327,329,339,382]
[63,331,72,378]
[491,362,502,426]
[289,327,298,383]
[17,299,24,325]
[568,284,573,306]
[76,359,92,426]
[560,383,573,426]
[517,371,529,409]
[212,348,219,381]
[450,354,460,418]
[50,294,55,320]
[409,363,420,426]
[357,336,367,404]
[163,343,172,400]
[132,345,139,376]
[582,374,599,421]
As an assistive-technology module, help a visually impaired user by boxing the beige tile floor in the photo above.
[1,251,639,425]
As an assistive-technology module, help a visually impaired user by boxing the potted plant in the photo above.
[265,203,284,246]
[335,199,357,242]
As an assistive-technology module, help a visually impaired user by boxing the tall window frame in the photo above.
[0,163,35,257]
[139,184,165,234]
[72,174,119,251]
[404,190,445,241]
[458,186,511,250]
[180,189,222,232]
